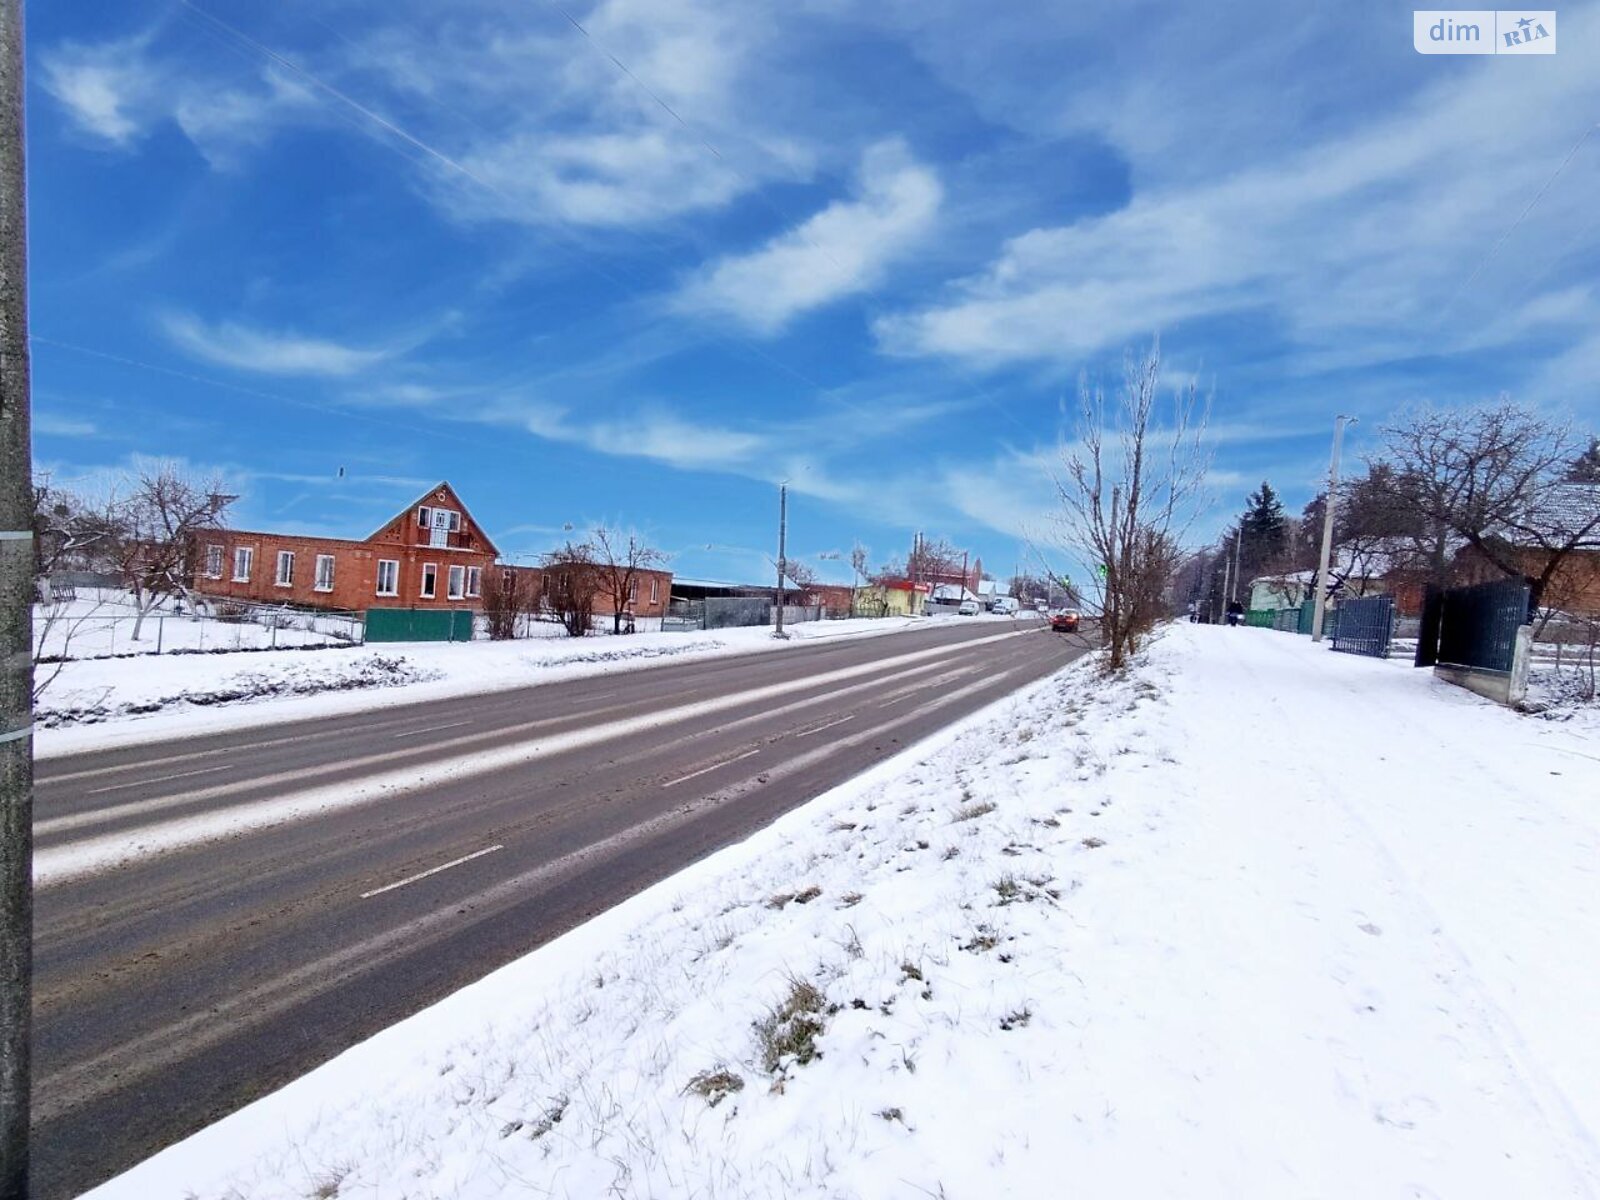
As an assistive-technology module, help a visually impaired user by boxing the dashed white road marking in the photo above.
[798,714,855,737]
[360,845,504,899]
[392,720,471,739]
[85,765,231,796]
[662,748,763,788]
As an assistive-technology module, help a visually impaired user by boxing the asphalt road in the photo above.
[33,616,1091,1198]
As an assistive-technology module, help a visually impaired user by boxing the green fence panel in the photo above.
[364,608,475,642]
[1244,609,1276,628]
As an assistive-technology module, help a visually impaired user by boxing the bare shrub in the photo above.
[481,566,535,641]
[1048,340,1208,669]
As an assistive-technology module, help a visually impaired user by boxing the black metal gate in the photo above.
[1330,594,1394,658]
[1419,578,1532,673]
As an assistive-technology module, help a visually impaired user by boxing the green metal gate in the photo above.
[364,607,475,643]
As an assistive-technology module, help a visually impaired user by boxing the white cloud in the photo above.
[876,6,1600,378]
[676,140,942,333]
[34,415,100,438]
[161,314,395,377]
[40,34,316,164]
[515,403,771,471]
[40,37,158,144]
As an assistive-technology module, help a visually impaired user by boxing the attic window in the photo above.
[417,506,461,531]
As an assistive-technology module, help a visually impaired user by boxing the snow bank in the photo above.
[86,624,1600,1199]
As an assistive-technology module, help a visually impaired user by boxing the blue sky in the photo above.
[25,0,1600,587]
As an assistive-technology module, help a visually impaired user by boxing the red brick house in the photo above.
[503,561,674,623]
[192,482,499,613]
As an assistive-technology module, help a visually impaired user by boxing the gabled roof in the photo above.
[370,481,501,558]
[1511,482,1600,545]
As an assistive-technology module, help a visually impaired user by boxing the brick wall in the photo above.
[193,529,495,613]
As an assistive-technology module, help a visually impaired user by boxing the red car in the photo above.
[1050,610,1080,633]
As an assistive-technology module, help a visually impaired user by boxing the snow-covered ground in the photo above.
[36,612,1022,757]
[87,623,1600,1199]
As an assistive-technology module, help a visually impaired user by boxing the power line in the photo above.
[1440,119,1599,322]
[29,335,501,452]
[176,1,903,425]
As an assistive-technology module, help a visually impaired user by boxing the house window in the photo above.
[314,554,336,592]
[275,551,295,587]
[466,567,481,598]
[421,562,438,599]
[418,507,461,531]
[628,580,638,605]
[649,577,659,605]
[232,546,254,582]
[204,544,223,578]
[376,559,399,596]
[447,564,465,600]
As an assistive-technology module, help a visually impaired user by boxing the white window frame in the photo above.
[465,566,481,598]
[420,562,438,599]
[447,564,465,600]
[418,506,460,530]
[232,546,254,583]
[314,554,336,593]
[204,544,223,579]
[649,577,659,605]
[376,559,399,597]
[628,579,638,605]
[275,550,295,588]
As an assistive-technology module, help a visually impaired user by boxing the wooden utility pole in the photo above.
[0,0,33,1193]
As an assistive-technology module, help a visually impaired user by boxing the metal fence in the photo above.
[365,607,474,643]
[34,594,365,661]
[1244,608,1277,628]
[1416,578,1532,673]
[1330,594,1395,658]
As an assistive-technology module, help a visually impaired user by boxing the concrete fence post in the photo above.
[1507,625,1533,707]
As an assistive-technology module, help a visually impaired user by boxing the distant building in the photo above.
[193,482,498,613]
[857,578,930,617]
[190,480,674,622]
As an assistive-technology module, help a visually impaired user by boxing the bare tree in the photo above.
[110,467,233,641]
[781,558,817,592]
[26,480,126,699]
[1379,401,1600,609]
[589,526,668,634]
[480,566,535,641]
[1049,341,1208,669]
[540,542,601,637]
[907,536,966,588]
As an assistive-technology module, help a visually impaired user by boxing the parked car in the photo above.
[958,599,980,616]
[1050,609,1080,632]
[1035,600,1049,612]
[992,596,1019,615]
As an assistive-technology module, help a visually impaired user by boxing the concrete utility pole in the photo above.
[773,483,788,638]
[0,0,32,1192]
[1311,415,1356,643]
[1230,524,1242,604]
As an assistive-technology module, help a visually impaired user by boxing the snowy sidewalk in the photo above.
[87,623,1600,1199]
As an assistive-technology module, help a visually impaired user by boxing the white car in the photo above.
[958,599,980,616]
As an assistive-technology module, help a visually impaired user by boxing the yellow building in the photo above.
[854,579,930,617]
